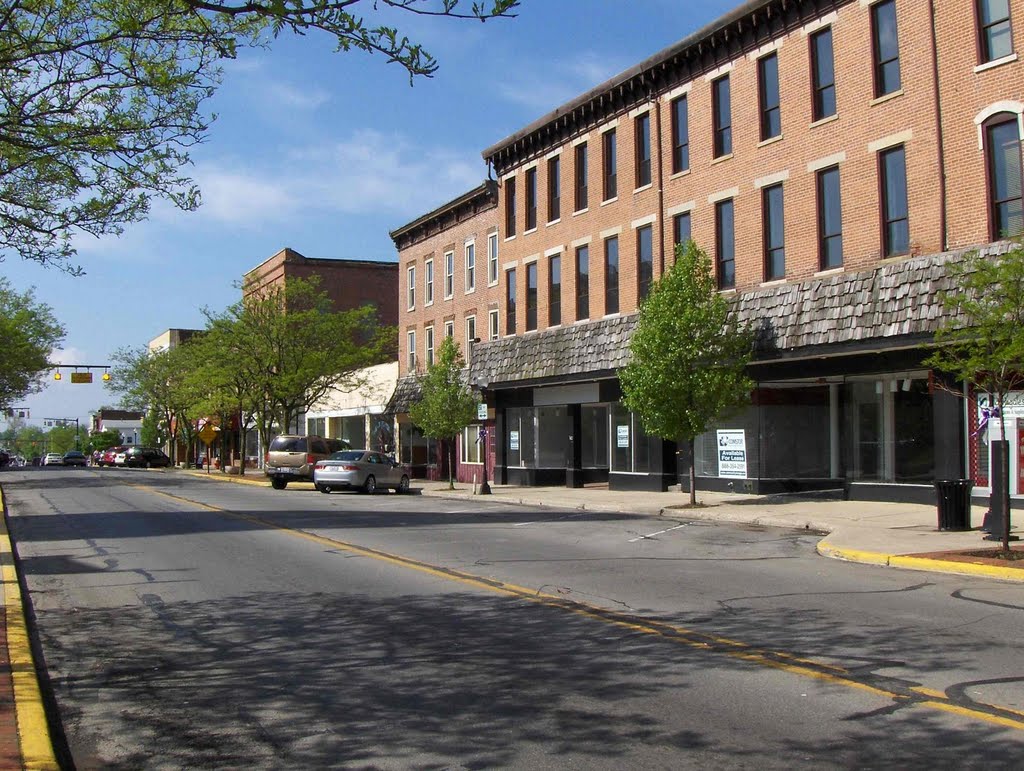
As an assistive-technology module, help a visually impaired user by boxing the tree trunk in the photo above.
[689,437,697,507]
[448,439,455,489]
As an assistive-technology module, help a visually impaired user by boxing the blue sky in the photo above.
[2,0,736,429]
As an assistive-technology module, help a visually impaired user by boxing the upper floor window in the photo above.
[817,165,844,269]
[880,145,909,257]
[549,253,561,327]
[603,129,617,200]
[425,326,434,368]
[604,235,619,314]
[986,116,1024,239]
[758,53,781,141]
[871,0,901,97]
[487,232,499,285]
[673,212,692,250]
[575,244,590,321]
[715,199,735,289]
[407,330,416,371]
[424,259,434,305]
[444,320,454,339]
[712,74,732,157]
[443,251,454,299]
[406,265,416,310]
[466,316,476,348]
[762,183,785,281]
[525,262,538,332]
[465,242,476,292]
[635,112,651,188]
[574,142,589,211]
[488,308,499,341]
[811,27,836,121]
[671,95,689,174]
[548,155,561,222]
[505,177,517,237]
[525,166,538,231]
[978,0,1014,63]
[637,224,654,302]
[506,268,517,335]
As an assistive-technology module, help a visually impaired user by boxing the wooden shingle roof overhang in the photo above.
[468,244,1010,390]
[389,180,498,253]
[482,0,852,173]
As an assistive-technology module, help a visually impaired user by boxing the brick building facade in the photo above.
[394,0,1024,500]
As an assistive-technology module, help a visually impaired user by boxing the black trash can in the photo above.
[934,479,974,531]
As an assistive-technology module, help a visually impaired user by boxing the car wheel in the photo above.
[144,461,151,469]
[270,477,287,490]
[363,475,376,494]
[396,475,410,494]
[316,483,332,494]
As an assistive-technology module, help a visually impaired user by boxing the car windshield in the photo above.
[329,451,364,461]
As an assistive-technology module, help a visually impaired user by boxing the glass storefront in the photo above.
[581,405,609,468]
[505,406,570,468]
[400,423,438,466]
[843,378,933,483]
[610,403,658,473]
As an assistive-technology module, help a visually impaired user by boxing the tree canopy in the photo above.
[0,0,518,273]
[619,240,754,504]
[409,335,477,488]
[926,242,1024,550]
[0,278,65,409]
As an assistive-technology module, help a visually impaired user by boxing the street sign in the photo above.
[70,372,93,384]
[198,424,219,445]
[477,403,488,420]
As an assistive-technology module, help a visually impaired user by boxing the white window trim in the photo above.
[407,331,416,371]
[465,241,476,294]
[406,266,416,311]
[443,251,454,300]
[975,101,1024,148]
[487,233,499,286]
[488,309,500,340]
[868,130,913,154]
[631,214,657,230]
[444,320,454,339]
[708,186,739,204]
[753,170,790,189]
[424,259,434,306]
[666,200,696,218]
[807,151,847,173]
[466,315,477,346]
[424,326,434,367]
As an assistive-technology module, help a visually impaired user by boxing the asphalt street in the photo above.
[3,466,1024,769]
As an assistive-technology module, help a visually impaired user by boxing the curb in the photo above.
[0,487,58,770]
[817,539,1024,582]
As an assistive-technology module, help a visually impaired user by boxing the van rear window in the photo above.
[269,437,306,452]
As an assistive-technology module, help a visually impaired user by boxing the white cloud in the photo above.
[495,51,626,113]
[261,80,330,110]
[50,346,88,366]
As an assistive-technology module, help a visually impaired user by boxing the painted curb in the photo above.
[0,487,58,770]
[818,539,1024,582]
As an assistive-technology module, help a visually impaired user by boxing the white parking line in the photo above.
[628,523,690,543]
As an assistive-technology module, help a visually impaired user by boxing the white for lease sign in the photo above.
[717,429,747,478]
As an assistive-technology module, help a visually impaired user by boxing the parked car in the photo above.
[122,446,171,468]
[62,450,88,467]
[42,452,63,466]
[313,450,410,494]
[97,446,129,467]
[264,435,350,489]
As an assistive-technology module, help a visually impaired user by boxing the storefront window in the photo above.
[370,416,394,453]
[307,417,326,436]
[581,404,609,468]
[461,426,482,463]
[400,423,438,466]
[610,403,657,473]
[757,387,830,479]
[843,378,933,483]
[339,415,364,447]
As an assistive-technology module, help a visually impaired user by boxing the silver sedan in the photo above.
[313,450,410,494]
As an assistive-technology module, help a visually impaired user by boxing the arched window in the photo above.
[984,114,1024,239]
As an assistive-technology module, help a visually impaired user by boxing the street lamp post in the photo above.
[478,427,491,495]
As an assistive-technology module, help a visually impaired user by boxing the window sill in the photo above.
[574,317,591,325]
[504,235,516,243]
[524,227,538,236]
[870,89,903,107]
[669,169,691,180]
[758,134,784,148]
[572,207,589,217]
[810,114,839,129]
[546,218,561,227]
[425,301,434,308]
[760,278,787,287]
[975,52,1018,73]
[443,294,453,301]
[634,183,653,194]
[464,288,476,295]
[487,280,499,288]
[601,197,619,207]
[603,312,621,319]
[717,287,736,295]
[711,153,734,165]
[815,266,844,277]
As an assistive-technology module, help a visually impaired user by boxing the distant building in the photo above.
[148,328,202,354]
[90,409,144,444]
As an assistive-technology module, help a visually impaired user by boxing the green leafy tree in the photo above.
[85,428,124,455]
[210,276,394,456]
[409,335,477,489]
[0,0,518,274]
[926,243,1024,551]
[619,241,754,505]
[140,408,165,448]
[0,279,65,408]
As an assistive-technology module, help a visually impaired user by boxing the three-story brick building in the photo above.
[394,0,1024,501]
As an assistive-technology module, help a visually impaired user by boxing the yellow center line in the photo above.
[138,483,1024,732]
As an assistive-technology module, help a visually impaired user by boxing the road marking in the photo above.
[137,483,1024,733]
[0,487,59,770]
[628,523,690,542]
